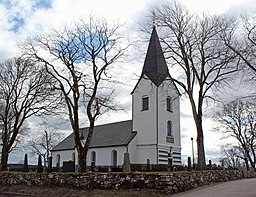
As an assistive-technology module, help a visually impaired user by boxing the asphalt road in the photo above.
[173,178,256,197]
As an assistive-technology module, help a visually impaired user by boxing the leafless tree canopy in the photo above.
[222,12,256,80]
[152,1,239,169]
[216,99,256,170]
[29,121,64,167]
[0,57,59,171]
[22,17,129,171]
[220,144,245,169]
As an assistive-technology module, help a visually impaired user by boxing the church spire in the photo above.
[142,27,169,87]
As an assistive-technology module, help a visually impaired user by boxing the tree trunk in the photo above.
[78,148,87,172]
[188,92,206,170]
[43,155,47,168]
[249,145,256,171]
[1,148,9,171]
[246,151,255,171]
[244,158,250,171]
[78,125,95,172]
[195,118,206,170]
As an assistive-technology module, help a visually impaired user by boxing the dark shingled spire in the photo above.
[142,26,169,86]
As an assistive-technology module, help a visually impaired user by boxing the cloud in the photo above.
[0,0,149,59]
[225,0,256,16]
[180,0,254,15]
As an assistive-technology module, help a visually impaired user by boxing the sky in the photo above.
[1,0,256,164]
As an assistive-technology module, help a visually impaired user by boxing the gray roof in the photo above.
[142,26,169,86]
[51,120,136,151]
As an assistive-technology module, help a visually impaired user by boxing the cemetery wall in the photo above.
[0,170,253,194]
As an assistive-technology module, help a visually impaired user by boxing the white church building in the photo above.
[51,27,182,170]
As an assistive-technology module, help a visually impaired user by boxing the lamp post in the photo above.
[191,137,195,169]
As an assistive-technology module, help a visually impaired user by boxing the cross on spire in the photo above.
[152,11,156,28]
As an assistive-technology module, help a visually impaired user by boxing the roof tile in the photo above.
[51,120,135,151]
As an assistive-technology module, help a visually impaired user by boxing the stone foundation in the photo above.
[0,170,252,194]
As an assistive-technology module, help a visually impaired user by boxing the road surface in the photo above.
[173,178,256,197]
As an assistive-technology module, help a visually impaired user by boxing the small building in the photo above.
[51,27,182,171]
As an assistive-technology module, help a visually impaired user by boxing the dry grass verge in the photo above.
[0,185,170,197]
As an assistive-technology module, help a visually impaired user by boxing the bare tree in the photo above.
[220,144,244,169]
[216,99,256,170]
[153,1,239,169]
[22,17,129,171]
[0,57,58,171]
[29,121,64,167]
[222,13,256,77]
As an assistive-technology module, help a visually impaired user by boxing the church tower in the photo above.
[131,27,181,166]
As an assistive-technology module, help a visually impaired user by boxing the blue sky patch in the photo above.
[32,0,52,10]
[9,16,25,32]
[0,0,53,33]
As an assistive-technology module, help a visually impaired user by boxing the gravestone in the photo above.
[47,156,53,173]
[187,157,192,171]
[146,159,151,171]
[23,154,29,172]
[209,160,212,170]
[123,152,131,172]
[37,155,43,173]
[91,161,95,172]
[63,161,75,172]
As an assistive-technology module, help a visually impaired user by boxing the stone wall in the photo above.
[0,170,251,194]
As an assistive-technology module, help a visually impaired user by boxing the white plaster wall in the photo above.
[52,150,76,167]
[52,146,127,167]
[87,146,127,166]
[136,145,157,164]
[132,76,157,146]
[128,135,138,164]
[128,135,157,164]
[156,79,181,165]
[157,79,181,149]
[132,75,181,165]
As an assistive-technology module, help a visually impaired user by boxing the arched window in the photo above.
[167,97,173,112]
[91,151,96,166]
[142,96,149,111]
[72,152,75,162]
[146,159,150,165]
[56,154,60,167]
[146,159,151,171]
[167,121,172,136]
[112,150,117,167]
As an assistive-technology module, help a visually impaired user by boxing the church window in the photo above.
[91,151,96,166]
[142,96,149,111]
[112,150,117,167]
[167,97,173,112]
[167,121,172,136]
[56,154,60,167]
